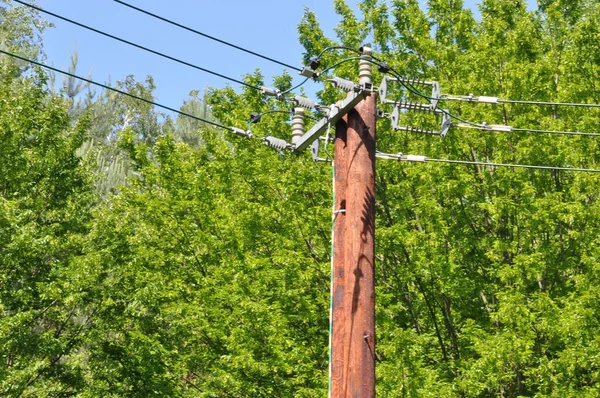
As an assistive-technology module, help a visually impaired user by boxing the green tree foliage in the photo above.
[0,60,93,396]
[299,0,600,396]
[4,0,600,396]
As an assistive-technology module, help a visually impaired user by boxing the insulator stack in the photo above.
[263,136,289,151]
[328,77,356,92]
[397,76,434,87]
[291,107,305,145]
[394,125,441,136]
[358,46,372,84]
[293,96,317,110]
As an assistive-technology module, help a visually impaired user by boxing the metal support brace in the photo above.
[291,86,372,153]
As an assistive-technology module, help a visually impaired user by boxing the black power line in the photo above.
[13,0,262,91]
[0,48,238,132]
[113,0,302,73]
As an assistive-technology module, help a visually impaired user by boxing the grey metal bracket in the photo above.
[310,140,329,162]
[292,84,372,153]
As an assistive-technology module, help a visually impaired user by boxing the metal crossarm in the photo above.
[292,85,372,153]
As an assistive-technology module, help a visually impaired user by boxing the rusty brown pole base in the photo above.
[331,92,377,398]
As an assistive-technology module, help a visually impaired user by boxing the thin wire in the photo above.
[317,46,386,65]
[512,127,600,137]
[376,152,600,173]
[328,160,335,398]
[13,0,262,91]
[113,0,302,72]
[455,122,600,137]
[426,158,600,172]
[443,94,600,108]
[500,99,600,107]
[0,49,235,132]
[281,77,310,96]
[320,57,363,76]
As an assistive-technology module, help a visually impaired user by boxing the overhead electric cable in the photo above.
[442,94,600,108]
[376,152,600,173]
[112,0,302,72]
[13,0,261,91]
[0,49,242,133]
[454,122,600,137]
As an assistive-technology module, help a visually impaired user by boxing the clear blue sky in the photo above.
[36,0,536,113]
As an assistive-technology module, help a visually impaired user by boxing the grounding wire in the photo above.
[13,0,262,91]
[376,151,600,173]
[0,49,237,132]
[113,0,302,72]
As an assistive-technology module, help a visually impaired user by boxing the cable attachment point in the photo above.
[249,112,262,124]
[311,140,330,162]
[230,127,253,139]
[440,113,451,137]
[263,136,291,151]
[261,86,282,99]
[293,96,318,110]
[430,81,441,110]
[300,67,319,80]
[327,77,357,92]
[378,62,391,74]
[309,57,321,70]
[377,110,390,119]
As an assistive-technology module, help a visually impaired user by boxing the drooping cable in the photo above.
[0,49,243,133]
[113,0,302,72]
[13,0,262,91]
[376,152,600,173]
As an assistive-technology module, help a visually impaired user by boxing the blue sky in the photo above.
[36,0,536,113]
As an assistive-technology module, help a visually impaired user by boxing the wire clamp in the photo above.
[230,127,253,139]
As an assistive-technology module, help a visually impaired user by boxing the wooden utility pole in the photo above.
[331,48,377,398]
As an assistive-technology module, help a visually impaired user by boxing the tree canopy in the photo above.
[2,0,600,396]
